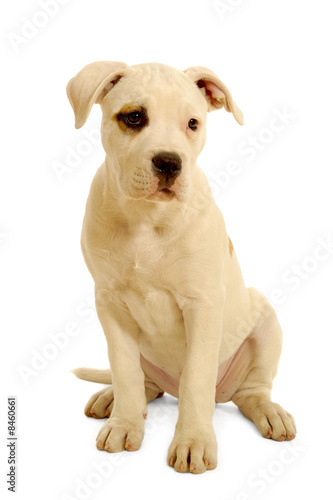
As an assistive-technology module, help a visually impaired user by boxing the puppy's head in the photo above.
[67,62,243,203]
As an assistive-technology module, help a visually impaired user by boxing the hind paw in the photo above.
[84,387,114,419]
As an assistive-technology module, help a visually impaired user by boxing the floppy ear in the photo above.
[184,66,244,125]
[66,61,128,129]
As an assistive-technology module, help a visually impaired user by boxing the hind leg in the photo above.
[85,376,164,419]
[231,288,296,441]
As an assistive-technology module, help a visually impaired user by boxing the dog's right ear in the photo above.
[66,61,128,129]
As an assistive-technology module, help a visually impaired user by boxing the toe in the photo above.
[105,401,114,418]
[96,420,112,450]
[84,388,106,416]
[203,445,218,471]
[104,426,127,452]
[124,431,143,451]
[174,445,190,473]
[189,446,206,474]
[254,412,273,439]
[84,387,114,418]
[91,389,114,418]
[269,412,287,441]
[254,403,297,442]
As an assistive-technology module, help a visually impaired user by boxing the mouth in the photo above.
[158,187,175,195]
[146,186,176,202]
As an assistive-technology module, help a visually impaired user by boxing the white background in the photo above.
[1,0,333,499]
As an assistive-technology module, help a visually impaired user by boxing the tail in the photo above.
[71,367,112,384]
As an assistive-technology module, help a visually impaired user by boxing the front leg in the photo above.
[95,289,146,452]
[168,291,224,473]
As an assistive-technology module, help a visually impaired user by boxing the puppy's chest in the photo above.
[101,224,184,339]
[104,224,167,288]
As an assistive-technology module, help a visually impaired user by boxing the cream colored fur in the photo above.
[67,62,296,474]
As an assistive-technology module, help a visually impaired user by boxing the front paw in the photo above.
[167,427,217,474]
[96,415,145,453]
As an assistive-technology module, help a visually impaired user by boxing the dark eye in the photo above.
[188,118,198,131]
[126,112,142,125]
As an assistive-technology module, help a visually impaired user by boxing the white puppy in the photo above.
[67,61,296,474]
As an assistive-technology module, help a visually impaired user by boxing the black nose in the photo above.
[152,152,182,184]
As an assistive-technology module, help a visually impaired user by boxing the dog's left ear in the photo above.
[184,66,244,125]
